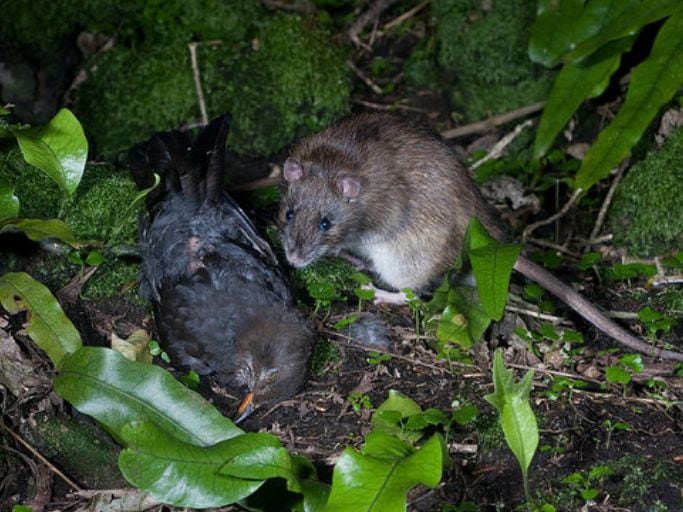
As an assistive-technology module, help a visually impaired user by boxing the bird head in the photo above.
[230,311,312,423]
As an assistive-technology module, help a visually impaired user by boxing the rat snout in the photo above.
[285,249,308,268]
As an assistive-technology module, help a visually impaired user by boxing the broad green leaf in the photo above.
[565,0,682,63]
[484,350,538,478]
[0,185,19,219]
[119,422,274,508]
[0,218,84,247]
[220,446,292,481]
[453,403,479,426]
[533,54,622,160]
[0,272,81,366]
[290,455,330,512]
[436,286,491,349]
[13,108,88,197]
[529,0,585,67]
[325,432,442,512]
[618,354,644,374]
[371,390,423,442]
[54,347,242,445]
[464,218,520,321]
[576,11,683,191]
[605,366,632,385]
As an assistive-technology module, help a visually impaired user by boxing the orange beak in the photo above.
[235,391,255,424]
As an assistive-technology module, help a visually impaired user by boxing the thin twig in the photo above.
[504,305,569,324]
[348,0,399,51]
[347,60,383,95]
[526,237,581,259]
[651,275,683,287]
[351,98,427,113]
[0,420,82,491]
[380,0,430,33]
[507,363,603,385]
[442,101,545,139]
[188,42,208,126]
[522,188,583,242]
[585,162,627,252]
[470,119,534,170]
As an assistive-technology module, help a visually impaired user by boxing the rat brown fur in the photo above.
[279,112,683,362]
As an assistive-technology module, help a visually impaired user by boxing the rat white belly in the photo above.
[357,240,429,291]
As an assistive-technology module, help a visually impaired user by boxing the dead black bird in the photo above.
[129,116,312,421]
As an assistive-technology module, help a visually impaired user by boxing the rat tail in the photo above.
[129,115,231,210]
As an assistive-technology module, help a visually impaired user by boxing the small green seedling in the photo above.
[544,376,587,401]
[347,392,372,414]
[403,288,424,341]
[148,340,170,363]
[606,263,656,282]
[484,349,538,510]
[351,271,374,312]
[562,465,614,503]
[69,249,105,274]
[179,369,200,390]
[637,307,674,337]
[577,252,601,271]
[530,250,563,270]
[605,353,644,397]
[601,419,631,450]
[452,403,479,426]
[367,351,391,365]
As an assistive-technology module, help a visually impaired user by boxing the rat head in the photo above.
[231,311,312,422]
[279,157,362,268]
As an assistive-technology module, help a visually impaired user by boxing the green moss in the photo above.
[222,12,351,156]
[310,338,341,376]
[63,163,139,246]
[433,0,553,121]
[292,257,358,304]
[25,412,126,489]
[608,127,683,257]
[74,44,198,159]
[74,11,349,158]
[82,259,140,301]
[0,146,64,218]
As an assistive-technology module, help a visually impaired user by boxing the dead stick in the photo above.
[442,101,546,139]
[586,162,626,252]
[188,42,208,126]
[0,420,82,491]
[348,0,399,50]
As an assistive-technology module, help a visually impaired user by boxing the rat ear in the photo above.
[336,175,361,198]
[283,158,304,183]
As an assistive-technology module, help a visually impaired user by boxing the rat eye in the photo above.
[264,368,280,384]
[319,217,331,231]
[285,209,294,222]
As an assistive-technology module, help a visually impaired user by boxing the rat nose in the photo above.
[286,250,306,268]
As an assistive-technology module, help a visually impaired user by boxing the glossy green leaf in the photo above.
[290,455,330,512]
[605,366,631,385]
[533,54,622,160]
[371,390,423,442]
[0,185,19,219]
[464,218,520,321]
[528,0,591,67]
[0,218,84,247]
[220,446,292,481]
[12,108,88,197]
[576,11,683,191]
[436,286,491,349]
[484,350,538,479]
[119,422,274,508]
[54,347,242,445]
[0,272,81,366]
[325,432,442,512]
[565,0,681,63]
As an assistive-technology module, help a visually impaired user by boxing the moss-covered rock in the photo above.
[433,0,553,122]
[23,412,126,490]
[81,258,140,301]
[74,11,350,159]
[221,12,351,156]
[608,127,683,257]
[74,43,198,159]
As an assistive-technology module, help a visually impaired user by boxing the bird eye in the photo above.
[319,217,331,231]
[265,368,280,384]
[285,209,294,222]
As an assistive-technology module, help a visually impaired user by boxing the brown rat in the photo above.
[278,112,683,362]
